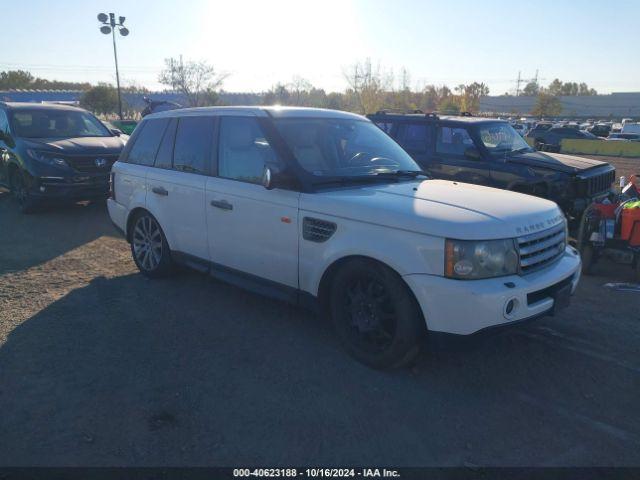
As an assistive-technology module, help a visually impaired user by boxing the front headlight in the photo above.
[26,149,68,168]
[445,238,519,279]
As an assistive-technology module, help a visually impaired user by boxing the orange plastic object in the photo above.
[593,203,617,219]
[621,207,640,246]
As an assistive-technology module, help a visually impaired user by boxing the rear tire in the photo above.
[130,211,174,278]
[328,258,424,369]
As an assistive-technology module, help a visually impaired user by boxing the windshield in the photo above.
[273,118,421,178]
[477,122,533,156]
[10,109,112,139]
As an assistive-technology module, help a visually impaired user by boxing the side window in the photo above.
[154,118,177,169]
[0,110,9,135]
[374,121,393,133]
[126,119,169,166]
[395,123,432,153]
[218,117,279,184]
[173,116,214,174]
[436,127,474,156]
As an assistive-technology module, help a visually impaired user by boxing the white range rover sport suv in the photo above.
[108,107,581,368]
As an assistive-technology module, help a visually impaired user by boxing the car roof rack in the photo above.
[370,109,439,120]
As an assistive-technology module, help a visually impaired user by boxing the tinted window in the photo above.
[0,110,8,134]
[374,121,393,133]
[9,109,111,138]
[127,119,169,166]
[395,123,431,153]
[154,118,177,169]
[173,117,214,174]
[218,117,279,184]
[436,127,474,156]
[274,118,420,177]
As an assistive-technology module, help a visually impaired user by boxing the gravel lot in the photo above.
[1,160,639,466]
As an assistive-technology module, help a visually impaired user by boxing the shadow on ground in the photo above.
[0,190,119,274]
[0,267,639,466]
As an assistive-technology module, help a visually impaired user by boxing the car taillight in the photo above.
[109,172,116,201]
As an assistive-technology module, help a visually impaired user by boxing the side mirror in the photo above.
[464,146,481,160]
[110,128,123,136]
[0,131,14,147]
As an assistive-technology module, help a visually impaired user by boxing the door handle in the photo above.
[210,199,233,210]
[151,186,168,196]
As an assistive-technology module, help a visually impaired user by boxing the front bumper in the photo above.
[403,246,581,335]
[30,174,109,201]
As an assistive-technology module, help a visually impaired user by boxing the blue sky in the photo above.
[3,0,639,94]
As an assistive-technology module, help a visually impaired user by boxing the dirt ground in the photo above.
[0,178,639,466]
[588,155,639,182]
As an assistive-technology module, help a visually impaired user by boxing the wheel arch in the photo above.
[125,207,150,243]
[316,254,426,330]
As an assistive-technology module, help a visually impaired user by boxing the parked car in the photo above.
[621,122,640,135]
[0,102,127,213]
[141,97,182,117]
[367,112,615,226]
[511,123,528,136]
[108,106,581,368]
[588,123,612,138]
[526,125,599,152]
[607,133,640,142]
[528,121,553,136]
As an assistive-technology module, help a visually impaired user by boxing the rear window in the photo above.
[126,119,169,166]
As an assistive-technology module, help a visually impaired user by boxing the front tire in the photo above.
[130,212,173,277]
[10,169,37,214]
[328,259,424,369]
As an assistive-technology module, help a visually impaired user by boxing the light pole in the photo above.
[97,12,129,120]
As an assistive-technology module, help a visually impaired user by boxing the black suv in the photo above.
[368,112,615,226]
[0,102,126,213]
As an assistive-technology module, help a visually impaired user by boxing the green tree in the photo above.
[531,92,562,117]
[522,81,540,96]
[80,84,121,115]
[438,97,461,114]
[0,70,35,89]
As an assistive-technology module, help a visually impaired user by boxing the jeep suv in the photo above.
[108,107,581,368]
[368,112,615,226]
[0,102,126,212]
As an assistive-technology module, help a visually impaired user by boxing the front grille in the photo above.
[63,154,118,173]
[303,217,337,243]
[579,169,615,197]
[517,223,566,274]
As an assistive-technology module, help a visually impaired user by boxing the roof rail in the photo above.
[373,109,426,116]
[459,111,473,117]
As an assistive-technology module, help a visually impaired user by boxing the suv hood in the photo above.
[507,150,607,173]
[22,136,126,155]
[305,179,564,240]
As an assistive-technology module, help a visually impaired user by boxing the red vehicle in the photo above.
[578,177,640,280]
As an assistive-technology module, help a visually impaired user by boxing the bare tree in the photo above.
[158,56,229,107]
[343,58,393,114]
[289,76,312,106]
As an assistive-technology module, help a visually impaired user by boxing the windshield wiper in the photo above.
[374,170,429,179]
[511,146,532,155]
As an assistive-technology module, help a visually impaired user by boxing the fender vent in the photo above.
[303,217,337,243]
